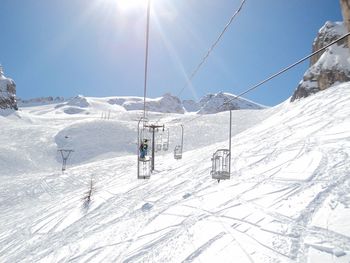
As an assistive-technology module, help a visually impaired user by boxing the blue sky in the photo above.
[0,0,343,106]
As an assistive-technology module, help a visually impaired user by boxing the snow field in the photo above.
[1,82,350,262]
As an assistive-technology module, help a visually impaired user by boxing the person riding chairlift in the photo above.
[139,139,148,160]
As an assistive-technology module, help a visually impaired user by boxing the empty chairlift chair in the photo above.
[174,124,184,160]
[174,145,182,159]
[162,128,169,151]
[155,135,162,152]
[138,157,151,179]
[211,149,230,182]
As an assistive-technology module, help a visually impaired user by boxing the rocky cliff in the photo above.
[0,66,17,110]
[291,22,350,102]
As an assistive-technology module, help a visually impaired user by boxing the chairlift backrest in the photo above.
[211,149,230,181]
[138,158,151,179]
[174,145,182,159]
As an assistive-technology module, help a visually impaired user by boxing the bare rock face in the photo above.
[340,0,350,47]
[291,22,350,102]
[0,66,18,110]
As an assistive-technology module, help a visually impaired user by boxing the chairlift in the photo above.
[211,149,230,182]
[138,156,151,179]
[210,110,232,182]
[173,124,184,160]
[174,145,182,159]
[162,128,169,151]
[155,133,162,152]
[137,117,152,179]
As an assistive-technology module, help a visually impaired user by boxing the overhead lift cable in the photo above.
[176,0,248,98]
[143,0,152,121]
[154,0,247,125]
[182,31,350,125]
[137,0,153,180]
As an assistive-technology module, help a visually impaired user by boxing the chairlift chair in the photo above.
[155,134,162,152]
[163,142,169,151]
[138,156,151,179]
[137,117,152,179]
[162,128,169,151]
[211,149,230,182]
[174,145,182,159]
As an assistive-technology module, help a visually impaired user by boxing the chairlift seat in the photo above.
[211,171,230,180]
[174,145,182,159]
[210,149,230,181]
[138,158,151,179]
[139,157,151,162]
[162,142,169,151]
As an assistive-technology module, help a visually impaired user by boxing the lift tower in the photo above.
[145,123,164,171]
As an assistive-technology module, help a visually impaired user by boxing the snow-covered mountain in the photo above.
[18,92,265,115]
[195,92,266,114]
[291,21,350,101]
[108,93,185,114]
[1,81,350,262]
[18,96,65,107]
[0,66,17,111]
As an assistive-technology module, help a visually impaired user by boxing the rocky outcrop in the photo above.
[340,0,350,47]
[0,66,17,110]
[291,22,350,102]
[18,96,65,107]
[183,99,200,112]
[310,21,348,66]
[67,95,89,108]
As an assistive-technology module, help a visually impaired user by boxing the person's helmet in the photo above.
[144,139,148,142]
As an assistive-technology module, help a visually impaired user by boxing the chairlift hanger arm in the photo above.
[144,124,164,129]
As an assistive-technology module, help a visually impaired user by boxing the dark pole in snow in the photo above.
[181,124,184,154]
[152,127,155,171]
[144,124,163,172]
[142,0,151,122]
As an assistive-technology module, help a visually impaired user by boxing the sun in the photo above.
[116,0,147,12]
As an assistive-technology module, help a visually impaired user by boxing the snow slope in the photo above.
[1,83,350,262]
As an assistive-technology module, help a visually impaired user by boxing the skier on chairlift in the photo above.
[139,139,148,160]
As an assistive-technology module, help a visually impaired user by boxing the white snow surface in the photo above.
[1,83,350,262]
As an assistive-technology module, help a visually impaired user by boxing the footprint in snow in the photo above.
[141,203,153,212]
[183,193,191,199]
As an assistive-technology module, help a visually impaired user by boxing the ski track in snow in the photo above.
[1,83,350,262]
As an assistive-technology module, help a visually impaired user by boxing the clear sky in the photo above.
[0,0,343,106]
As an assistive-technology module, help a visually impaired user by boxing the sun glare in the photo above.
[116,0,146,12]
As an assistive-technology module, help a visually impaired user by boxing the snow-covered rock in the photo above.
[197,92,266,114]
[108,93,185,113]
[291,21,350,101]
[0,66,17,110]
[66,95,89,108]
[182,99,200,112]
[18,96,65,107]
